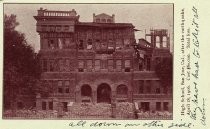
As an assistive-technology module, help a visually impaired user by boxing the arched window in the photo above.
[116,85,128,95]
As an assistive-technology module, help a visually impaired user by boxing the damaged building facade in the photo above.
[33,8,172,112]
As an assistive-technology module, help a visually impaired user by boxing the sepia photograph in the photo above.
[3,3,173,119]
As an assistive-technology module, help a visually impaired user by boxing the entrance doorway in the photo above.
[97,83,111,103]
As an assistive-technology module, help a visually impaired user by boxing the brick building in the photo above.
[33,8,172,112]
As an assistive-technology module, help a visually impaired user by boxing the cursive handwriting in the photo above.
[190,98,206,125]
[168,122,192,128]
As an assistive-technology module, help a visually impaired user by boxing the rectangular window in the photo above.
[116,39,123,50]
[63,102,68,112]
[58,81,62,87]
[65,88,70,93]
[58,88,63,93]
[141,102,150,111]
[65,59,70,71]
[95,60,100,71]
[125,60,131,72]
[43,59,48,72]
[116,60,122,71]
[108,39,114,49]
[146,58,151,71]
[42,102,47,110]
[65,38,71,49]
[156,88,161,94]
[78,40,84,50]
[108,60,114,71]
[49,102,53,110]
[59,59,64,71]
[87,60,93,71]
[64,81,69,86]
[56,25,61,31]
[124,38,130,48]
[163,102,169,111]
[87,39,93,50]
[78,60,84,72]
[139,80,144,94]
[146,80,151,93]
[49,60,54,72]
[156,102,161,111]
[95,39,100,49]
[64,25,69,31]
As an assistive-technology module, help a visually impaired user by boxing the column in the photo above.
[53,98,58,111]
[75,90,81,102]
[128,91,133,102]
[111,91,116,103]
[150,101,156,111]
[92,90,97,104]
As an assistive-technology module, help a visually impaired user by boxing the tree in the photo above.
[4,14,41,110]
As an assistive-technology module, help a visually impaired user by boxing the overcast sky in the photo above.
[4,4,173,52]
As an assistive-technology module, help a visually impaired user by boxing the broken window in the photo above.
[78,40,84,50]
[48,39,55,49]
[108,39,114,49]
[95,39,100,49]
[124,39,130,48]
[116,39,123,50]
[87,39,93,50]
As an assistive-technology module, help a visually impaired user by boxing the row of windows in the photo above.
[139,102,169,111]
[42,38,131,50]
[41,59,131,72]
[138,80,164,94]
[38,25,74,32]
[42,101,68,111]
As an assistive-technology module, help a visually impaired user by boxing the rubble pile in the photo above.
[115,102,135,118]
[137,111,172,119]
[3,109,57,119]
[67,103,112,118]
